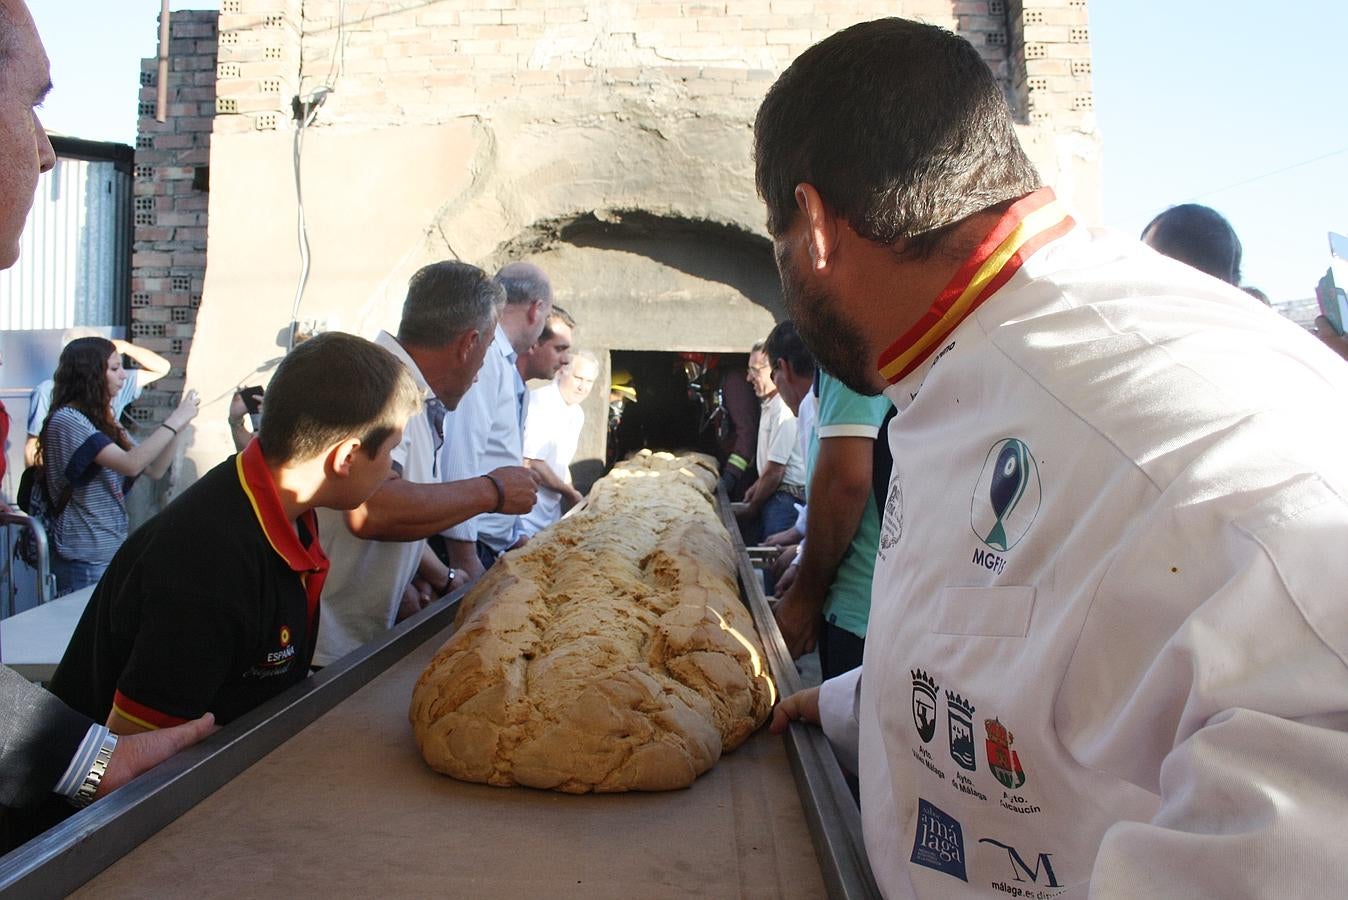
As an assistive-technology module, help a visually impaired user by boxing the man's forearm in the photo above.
[747,462,786,515]
[347,476,495,541]
[229,418,252,453]
[417,543,450,592]
[0,666,91,809]
[447,539,485,581]
[525,457,571,496]
[794,437,873,595]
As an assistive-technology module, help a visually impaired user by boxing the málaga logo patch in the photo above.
[910,798,967,882]
[971,438,1041,552]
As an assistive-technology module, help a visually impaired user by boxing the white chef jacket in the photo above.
[519,380,584,537]
[441,324,527,553]
[819,198,1348,897]
[313,331,431,666]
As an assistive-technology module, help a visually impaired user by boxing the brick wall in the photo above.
[164,0,1100,481]
[206,1,1031,134]
[1007,0,1094,127]
[130,10,217,426]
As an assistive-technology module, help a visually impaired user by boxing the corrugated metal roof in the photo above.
[0,155,131,330]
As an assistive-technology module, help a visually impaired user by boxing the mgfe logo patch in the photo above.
[970,438,1041,574]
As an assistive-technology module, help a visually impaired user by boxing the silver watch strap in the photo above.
[70,731,119,808]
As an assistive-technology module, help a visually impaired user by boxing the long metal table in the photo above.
[0,490,878,898]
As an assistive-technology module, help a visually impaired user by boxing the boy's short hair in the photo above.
[258,332,422,465]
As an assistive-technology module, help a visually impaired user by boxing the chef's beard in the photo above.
[776,253,883,398]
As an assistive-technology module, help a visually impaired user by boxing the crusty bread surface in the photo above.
[409,451,776,793]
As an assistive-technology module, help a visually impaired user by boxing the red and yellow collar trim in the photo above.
[876,188,1075,385]
[236,439,329,617]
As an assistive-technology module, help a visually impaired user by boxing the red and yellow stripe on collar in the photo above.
[876,188,1075,385]
[235,438,329,620]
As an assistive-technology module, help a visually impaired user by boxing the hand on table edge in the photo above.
[96,712,218,798]
[770,687,821,735]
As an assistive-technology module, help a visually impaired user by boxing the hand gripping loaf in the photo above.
[409,451,777,793]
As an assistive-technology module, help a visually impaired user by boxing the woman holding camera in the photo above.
[37,337,199,596]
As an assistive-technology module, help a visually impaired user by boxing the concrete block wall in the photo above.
[212,0,302,135]
[203,1,1020,132]
[151,1,1100,480]
[1007,0,1094,127]
[130,10,217,426]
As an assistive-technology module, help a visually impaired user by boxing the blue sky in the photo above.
[1091,1,1348,302]
[30,1,1348,302]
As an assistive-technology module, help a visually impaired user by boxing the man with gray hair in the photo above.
[441,261,552,579]
[314,261,538,666]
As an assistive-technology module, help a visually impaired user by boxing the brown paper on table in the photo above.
[75,633,825,899]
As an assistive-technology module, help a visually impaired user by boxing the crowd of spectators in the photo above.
[0,2,604,836]
[5,3,1348,892]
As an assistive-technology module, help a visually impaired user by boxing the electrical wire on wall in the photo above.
[287,0,348,350]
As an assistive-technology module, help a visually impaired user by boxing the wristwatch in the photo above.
[70,731,119,808]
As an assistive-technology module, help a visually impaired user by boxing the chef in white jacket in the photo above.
[757,18,1348,898]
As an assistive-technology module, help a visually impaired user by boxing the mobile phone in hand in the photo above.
[241,385,264,429]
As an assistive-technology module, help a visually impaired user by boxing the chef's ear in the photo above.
[794,183,837,274]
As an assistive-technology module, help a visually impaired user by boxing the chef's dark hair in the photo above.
[754,17,1040,260]
[764,320,815,380]
[1142,204,1243,286]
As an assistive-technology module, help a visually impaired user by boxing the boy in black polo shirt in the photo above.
[51,333,422,731]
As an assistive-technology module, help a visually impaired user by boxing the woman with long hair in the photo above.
[36,337,199,595]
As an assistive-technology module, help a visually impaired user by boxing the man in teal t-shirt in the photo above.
[774,366,889,679]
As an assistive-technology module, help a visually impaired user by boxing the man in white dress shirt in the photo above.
[519,351,599,537]
[314,262,537,666]
[736,342,807,544]
[517,305,575,383]
[441,262,552,579]
[760,17,1348,897]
